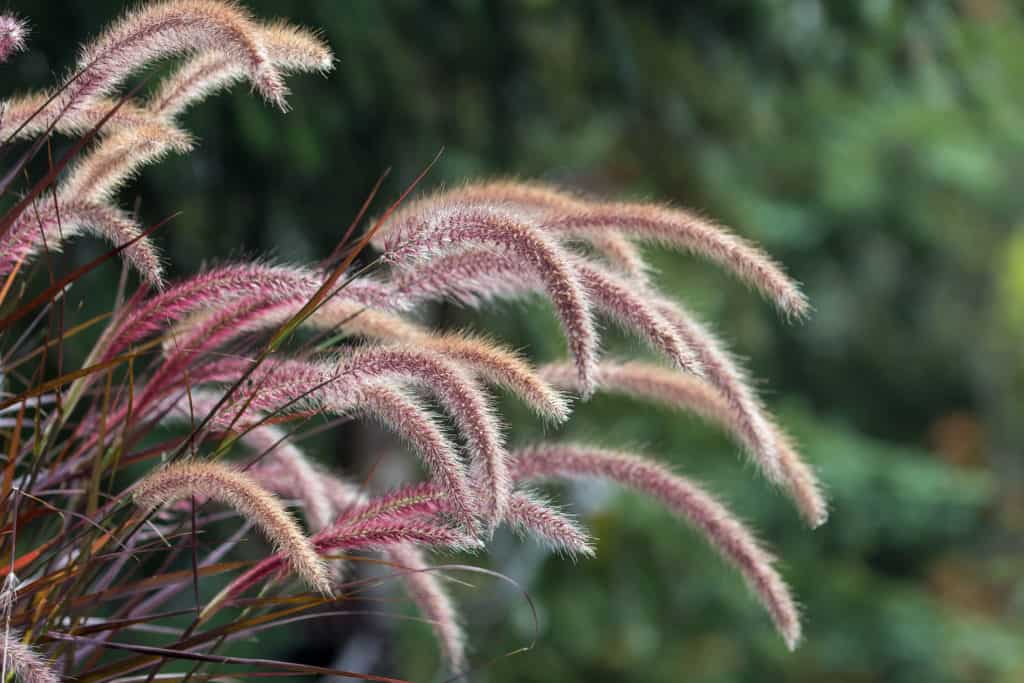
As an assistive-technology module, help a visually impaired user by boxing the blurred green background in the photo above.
[5,1,1024,681]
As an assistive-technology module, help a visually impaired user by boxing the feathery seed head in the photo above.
[0,94,154,142]
[379,180,807,318]
[134,460,333,595]
[149,21,334,118]
[61,121,195,204]
[161,390,338,531]
[228,511,478,599]
[73,0,289,111]
[0,201,166,287]
[653,298,785,484]
[0,14,28,63]
[392,247,703,378]
[411,181,654,284]
[161,285,567,422]
[315,517,480,554]
[577,262,704,376]
[547,201,810,319]
[412,332,572,423]
[0,119,191,286]
[347,382,480,531]
[1,631,59,683]
[383,203,600,394]
[1,17,331,141]
[506,490,595,558]
[196,353,491,530]
[541,361,828,528]
[336,347,511,526]
[511,443,802,649]
[259,20,334,73]
[108,263,329,353]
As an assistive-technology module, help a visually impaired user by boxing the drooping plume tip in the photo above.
[134,460,332,596]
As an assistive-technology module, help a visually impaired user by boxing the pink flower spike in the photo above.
[540,361,828,528]
[149,20,334,118]
[350,383,479,531]
[381,180,654,285]
[511,443,802,650]
[0,14,28,63]
[577,262,703,376]
[195,358,482,531]
[0,20,332,142]
[393,181,807,320]
[383,203,599,396]
[584,232,653,286]
[234,428,336,534]
[391,249,702,377]
[363,329,572,424]
[154,275,395,373]
[654,298,785,487]
[0,200,164,287]
[506,490,595,558]
[546,201,810,319]
[159,390,335,532]
[425,332,572,423]
[71,0,289,111]
[1,630,59,683]
[390,249,539,309]
[133,459,332,596]
[0,94,156,143]
[333,347,510,527]
[250,461,365,533]
[2,1,291,142]
[315,517,479,555]
[226,511,477,598]
[106,263,333,354]
[191,293,570,423]
[60,121,195,204]
[333,481,449,526]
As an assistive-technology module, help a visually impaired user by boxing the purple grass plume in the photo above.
[511,443,803,649]
[0,2,824,678]
[133,459,333,595]
[0,15,28,64]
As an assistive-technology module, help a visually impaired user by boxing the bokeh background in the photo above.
[5,1,1024,681]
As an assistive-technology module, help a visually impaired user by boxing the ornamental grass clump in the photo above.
[0,2,825,680]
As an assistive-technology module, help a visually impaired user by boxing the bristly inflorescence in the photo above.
[0,632,59,683]
[0,2,334,287]
[0,1,827,680]
[0,14,28,64]
[133,459,333,595]
[1,579,58,683]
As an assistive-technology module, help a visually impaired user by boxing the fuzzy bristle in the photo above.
[0,200,165,287]
[506,490,595,558]
[541,361,828,528]
[0,5,820,658]
[511,443,802,650]
[0,14,29,64]
[383,203,600,396]
[0,630,59,683]
[134,459,332,595]
[336,347,511,526]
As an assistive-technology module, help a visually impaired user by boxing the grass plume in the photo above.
[511,443,803,650]
[133,459,333,595]
[0,2,822,678]
[0,14,28,64]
